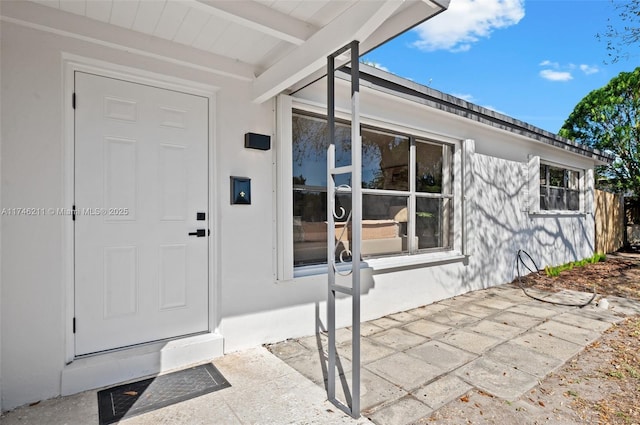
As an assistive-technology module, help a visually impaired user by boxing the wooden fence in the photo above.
[595,189,624,253]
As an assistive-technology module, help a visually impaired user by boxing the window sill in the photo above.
[529,211,587,218]
[366,250,466,272]
[290,250,466,279]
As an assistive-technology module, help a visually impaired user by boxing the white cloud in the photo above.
[412,0,525,52]
[580,64,599,75]
[537,61,598,81]
[539,60,559,68]
[539,69,573,82]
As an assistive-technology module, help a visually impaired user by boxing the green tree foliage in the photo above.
[597,0,640,64]
[559,67,640,194]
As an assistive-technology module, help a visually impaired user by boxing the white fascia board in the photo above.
[359,0,445,53]
[285,0,447,95]
[1,0,256,82]
[192,0,316,45]
[251,0,406,104]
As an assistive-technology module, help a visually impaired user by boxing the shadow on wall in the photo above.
[221,153,594,329]
[445,153,594,292]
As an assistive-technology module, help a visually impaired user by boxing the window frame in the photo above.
[538,161,584,213]
[539,161,584,212]
[276,96,465,280]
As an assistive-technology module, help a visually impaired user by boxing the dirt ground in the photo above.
[424,253,640,425]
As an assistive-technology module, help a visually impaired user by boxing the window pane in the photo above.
[540,186,549,210]
[567,190,580,210]
[292,111,457,267]
[362,129,409,190]
[548,188,565,210]
[293,190,352,266]
[416,197,453,250]
[416,141,451,194]
[292,113,350,188]
[549,166,564,187]
[293,190,327,266]
[540,164,547,186]
[362,194,409,256]
[567,170,580,190]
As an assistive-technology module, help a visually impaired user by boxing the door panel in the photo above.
[74,72,209,355]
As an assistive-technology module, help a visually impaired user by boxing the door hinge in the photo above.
[72,204,76,221]
[73,317,76,334]
[72,92,76,110]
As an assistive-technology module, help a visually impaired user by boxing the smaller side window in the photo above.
[539,164,581,211]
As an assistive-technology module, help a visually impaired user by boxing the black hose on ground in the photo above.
[515,249,596,308]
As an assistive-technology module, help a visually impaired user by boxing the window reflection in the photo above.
[292,111,454,267]
[539,164,581,211]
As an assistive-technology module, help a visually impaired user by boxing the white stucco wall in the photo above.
[0,13,597,412]
[0,19,275,410]
[221,77,595,348]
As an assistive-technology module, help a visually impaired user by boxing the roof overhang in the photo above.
[252,0,449,103]
[1,0,449,103]
[337,64,614,165]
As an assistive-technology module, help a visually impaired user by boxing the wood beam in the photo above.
[192,0,316,45]
[251,0,405,103]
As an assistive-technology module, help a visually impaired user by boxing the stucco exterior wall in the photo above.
[0,20,274,410]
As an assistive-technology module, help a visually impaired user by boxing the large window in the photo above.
[292,111,454,267]
[539,163,580,211]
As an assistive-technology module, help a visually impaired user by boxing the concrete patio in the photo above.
[266,283,640,425]
[2,284,639,425]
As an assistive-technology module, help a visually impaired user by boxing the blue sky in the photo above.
[362,0,639,134]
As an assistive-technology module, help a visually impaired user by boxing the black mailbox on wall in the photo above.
[244,132,271,150]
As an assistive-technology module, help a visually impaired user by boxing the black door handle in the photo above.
[189,229,206,237]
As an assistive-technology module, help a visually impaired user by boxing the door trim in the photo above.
[62,54,220,363]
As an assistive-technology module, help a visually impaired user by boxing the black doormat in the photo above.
[97,363,230,425]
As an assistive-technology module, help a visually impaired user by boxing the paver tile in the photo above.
[455,357,539,400]
[368,395,433,425]
[337,337,395,364]
[366,352,444,391]
[464,320,524,340]
[507,304,559,318]
[436,329,501,354]
[552,312,613,332]
[268,340,310,360]
[369,317,403,329]
[405,340,476,371]
[357,322,385,337]
[402,319,452,338]
[451,302,499,319]
[428,311,479,327]
[474,296,519,310]
[533,320,601,345]
[369,328,428,351]
[490,311,545,329]
[387,311,419,323]
[334,368,407,413]
[414,374,474,409]
[406,303,449,317]
[486,341,564,378]
[511,331,583,361]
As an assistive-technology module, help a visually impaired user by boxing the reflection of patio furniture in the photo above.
[293,218,402,263]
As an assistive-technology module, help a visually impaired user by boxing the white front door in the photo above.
[74,72,209,355]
